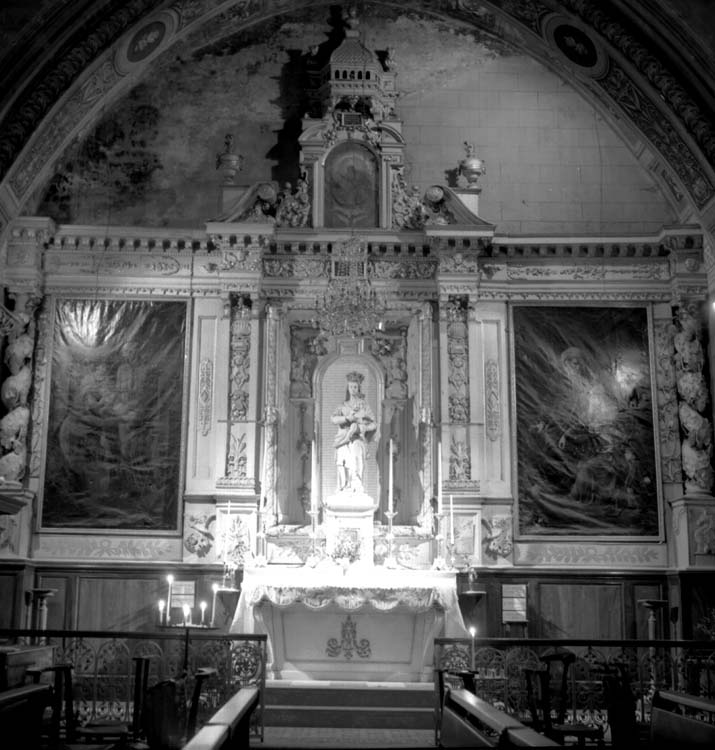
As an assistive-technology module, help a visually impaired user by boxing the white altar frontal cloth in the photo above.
[230,566,468,682]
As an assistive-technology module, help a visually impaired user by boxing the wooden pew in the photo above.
[0,683,51,750]
[650,689,715,750]
[184,686,260,750]
[440,687,559,748]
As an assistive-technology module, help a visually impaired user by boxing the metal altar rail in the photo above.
[434,638,715,731]
[0,628,267,738]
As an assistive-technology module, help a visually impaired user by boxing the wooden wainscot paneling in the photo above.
[535,582,623,638]
[76,576,167,631]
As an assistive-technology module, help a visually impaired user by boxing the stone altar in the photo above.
[231,566,468,682]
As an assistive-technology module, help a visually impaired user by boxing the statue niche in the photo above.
[324,142,379,228]
[318,355,382,508]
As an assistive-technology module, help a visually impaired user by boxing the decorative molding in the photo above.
[36,533,181,559]
[515,541,667,566]
[229,299,251,421]
[198,358,213,436]
[485,359,500,441]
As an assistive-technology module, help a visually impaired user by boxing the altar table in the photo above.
[231,566,468,682]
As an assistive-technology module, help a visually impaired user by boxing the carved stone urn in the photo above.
[459,141,486,189]
[216,134,243,185]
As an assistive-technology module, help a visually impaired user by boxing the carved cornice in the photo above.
[3,220,706,301]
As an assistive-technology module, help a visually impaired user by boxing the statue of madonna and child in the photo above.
[330,371,377,495]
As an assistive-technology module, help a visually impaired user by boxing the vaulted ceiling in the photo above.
[1,1,714,257]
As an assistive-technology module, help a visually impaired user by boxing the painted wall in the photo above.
[28,7,675,234]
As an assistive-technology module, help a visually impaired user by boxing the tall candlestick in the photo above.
[469,625,476,671]
[166,574,174,626]
[182,604,191,626]
[200,601,207,626]
[158,600,166,627]
[211,582,219,627]
[388,439,394,514]
[311,439,317,512]
[437,440,443,515]
[450,494,454,544]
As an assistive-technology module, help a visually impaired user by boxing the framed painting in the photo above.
[512,305,660,537]
[42,299,187,530]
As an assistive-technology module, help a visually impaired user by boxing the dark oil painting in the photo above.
[43,300,186,530]
[513,306,659,536]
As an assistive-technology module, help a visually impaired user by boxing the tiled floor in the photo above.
[252,726,436,748]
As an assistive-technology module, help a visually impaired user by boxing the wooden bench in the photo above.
[440,687,559,748]
[0,683,51,750]
[650,689,715,750]
[184,686,260,750]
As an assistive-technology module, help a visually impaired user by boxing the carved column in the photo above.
[261,303,281,525]
[219,295,256,490]
[0,220,46,528]
[669,301,715,568]
[416,302,434,526]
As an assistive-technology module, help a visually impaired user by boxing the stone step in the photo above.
[262,681,436,729]
[263,704,434,729]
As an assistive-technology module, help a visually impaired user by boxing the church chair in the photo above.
[74,655,157,748]
[142,666,218,750]
[599,663,639,749]
[26,662,76,746]
[525,651,604,748]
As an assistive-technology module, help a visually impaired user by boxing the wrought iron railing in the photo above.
[0,628,267,740]
[434,637,715,738]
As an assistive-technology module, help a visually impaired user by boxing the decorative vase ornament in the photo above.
[458,141,485,189]
[216,133,243,185]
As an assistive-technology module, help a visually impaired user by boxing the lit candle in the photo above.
[158,600,165,627]
[166,574,174,626]
[437,440,443,516]
[469,625,476,671]
[450,494,454,544]
[388,439,394,514]
[183,604,191,626]
[211,582,219,627]
[200,601,207,627]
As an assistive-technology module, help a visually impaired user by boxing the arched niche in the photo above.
[315,352,385,503]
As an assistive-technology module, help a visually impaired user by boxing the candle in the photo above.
[200,601,207,626]
[469,625,476,671]
[450,494,455,544]
[183,604,191,626]
[311,440,317,513]
[437,440,443,516]
[166,574,174,626]
[388,439,394,514]
[211,582,219,627]
[158,600,166,627]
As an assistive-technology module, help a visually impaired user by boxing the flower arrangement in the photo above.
[330,532,361,564]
